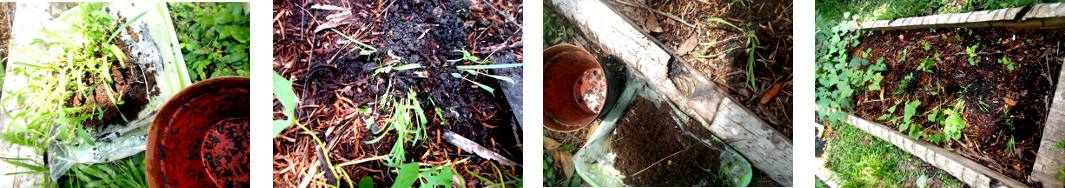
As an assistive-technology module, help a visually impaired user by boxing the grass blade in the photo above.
[456,63,522,70]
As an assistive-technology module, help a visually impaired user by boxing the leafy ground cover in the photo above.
[168,2,250,82]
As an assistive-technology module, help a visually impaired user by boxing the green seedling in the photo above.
[966,44,980,66]
[448,49,491,64]
[941,100,966,142]
[1006,136,1017,157]
[998,56,1014,71]
[365,88,428,167]
[706,17,764,88]
[331,28,377,56]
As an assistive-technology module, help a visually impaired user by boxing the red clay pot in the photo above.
[146,76,249,188]
[544,44,607,132]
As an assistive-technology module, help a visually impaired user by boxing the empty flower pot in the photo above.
[146,76,249,188]
[544,44,607,132]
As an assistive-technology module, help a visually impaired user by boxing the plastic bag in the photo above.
[5,2,189,181]
[572,67,752,186]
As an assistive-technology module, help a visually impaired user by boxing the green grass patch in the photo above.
[824,122,963,188]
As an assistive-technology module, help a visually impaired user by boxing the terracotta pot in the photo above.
[544,44,607,132]
[146,76,249,188]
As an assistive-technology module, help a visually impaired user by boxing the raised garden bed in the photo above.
[603,0,794,137]
[851,28,1065,184]
[272,0,523,187]
[817,4,1065,186]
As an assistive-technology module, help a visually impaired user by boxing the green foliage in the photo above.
[365,88,428,167]
[449,49,490,64]
[921,41,930,51]
[966,44,980,66]
[169,2,250,82]
[824,122,964,187]
[898,49,909,64]
[705,17,765,89]
[1006,136,1017,157]
[998,56,1014,71]
[899,100,922,139]
[894,73,915,95]
[272,72,296,137]
[941,100,966,142]
[393,163,453,188]
[816,13,886,124]
[63,153,148,188]
[544,5,575,48]
[917,52,939,73]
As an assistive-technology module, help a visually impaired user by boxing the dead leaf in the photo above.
[760,82,784,104]
[1003,97,1017,106]
[553,151,575,178]
[675,35,699,55]
[544,136,561,151]
[314,10,356,33]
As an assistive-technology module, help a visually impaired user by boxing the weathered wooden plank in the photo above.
[550,0,793,185]
[814,156,846,188]
[0,2,54,187]
[1032,53,1065,188]
[818,107,1030,188]
[853,4,1065,30]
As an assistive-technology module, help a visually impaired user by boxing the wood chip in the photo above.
[310,4,346,11]
[1003,97,1017,106]
[675,35,699,55]
[314,10,356,33]
[443,131,517,166]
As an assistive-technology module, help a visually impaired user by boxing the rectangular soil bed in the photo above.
[851,27,1065,185]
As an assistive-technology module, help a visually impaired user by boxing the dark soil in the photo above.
[605,0,793,137]
[610,97,727,186]
[853,27,1065,184]
[273,0,523,186]
[203,117,250,188]
[63,16,157,128]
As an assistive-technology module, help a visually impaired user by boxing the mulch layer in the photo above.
[853,27,1065,185]
[605,0,794,137]
[273,0,523,187]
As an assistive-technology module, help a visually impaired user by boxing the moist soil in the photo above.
[62,16,156,128]
[273,0,523,186]
[610,97,727,186]
[853,27,1065,184]
[203,117,250,187]
[605,0,793,137]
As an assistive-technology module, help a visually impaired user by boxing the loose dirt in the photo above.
[610,97,727,186]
